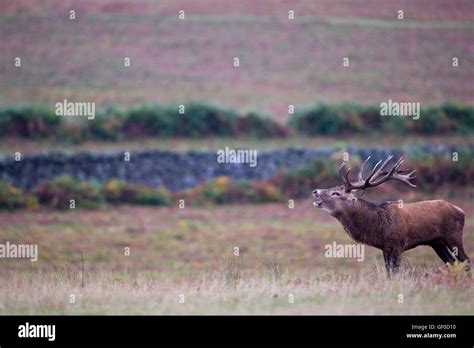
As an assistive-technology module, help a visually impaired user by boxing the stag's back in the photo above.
[388,200,465,248]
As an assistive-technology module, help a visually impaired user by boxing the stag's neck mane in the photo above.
[335,198,393,247]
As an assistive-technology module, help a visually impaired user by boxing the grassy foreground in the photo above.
[1,267,472,315]
[0,199,472,314]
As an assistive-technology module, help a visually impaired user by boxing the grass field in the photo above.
[1,0,473,115]
[1,0,472,316]
[1,198,472,314]
[0,134,471,155]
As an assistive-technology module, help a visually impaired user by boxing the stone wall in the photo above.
[0,145,466,191]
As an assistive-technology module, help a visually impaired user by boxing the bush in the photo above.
[121,103,238,137]
[33,175,103,209]
[409,107,455,134]
[182,176,282,205]
[0,106,60,138]
[290,104,344,135]
[102,179,171,206]
[441,102,474,133]
[290,103,474,136]
[175,103,237,137]
[133,186,172,206]
[0,181,25,209]
[236,112,287,137]
[88,106,124,140]
[198,176,232,204]
[410,151,474,191]
[251,181,281,202]
[122,105,176,137]
[102,179,125,203]
[0,103,472,141]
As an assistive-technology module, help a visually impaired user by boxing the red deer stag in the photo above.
[312,155,470,276]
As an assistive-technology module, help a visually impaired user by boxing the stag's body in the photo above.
[336,198,467,273]
[313,156,470,275]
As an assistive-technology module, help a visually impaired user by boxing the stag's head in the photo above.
[312,156,416,216]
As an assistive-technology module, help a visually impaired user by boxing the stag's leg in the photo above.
[457,246,471,270]
[431,243,455,264]
[383,248,402,277]
[450,242,471,272]
[430,239,471,274]
[445,238,471,272]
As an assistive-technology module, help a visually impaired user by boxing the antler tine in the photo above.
[392,168,417,187]
[382,157,404,175]
[364,159,382,183]
[339,162,350,187]
[341,156,377,192]
[368,155,394,185]
[398,167,413,174]
[364,157,386,184]
[339,155,417,191]
[387,157,404,177]
[358,156,371,182]
[344,167,352,185]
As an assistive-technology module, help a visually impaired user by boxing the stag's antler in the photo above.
[339,155,416,192]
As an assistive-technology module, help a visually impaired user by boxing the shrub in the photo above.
[88,107,124,140]
[290,103,474,135]
[0,106,60,138]
[121,103,239,137]
[33,175,103,209]
[236,112,287,137]
[440,102,474,133]
[357,105,383,130]
[232,179,256,202]
[103,180,171,206]
[122,105,176,136]
[411,151,474,191]
[410,107,455,134]
[251,181,281,202]
[55,120,88,144]
[383,115,408,134]
[0,181,25,209]
[134,186,172,206]
[200,178,231,204]
[102,179,124,203]
[290,104,344,135]
[1,103,472,140]
[174,103,237,136]
[182,176,282,205]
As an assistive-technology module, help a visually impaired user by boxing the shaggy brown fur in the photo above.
[334,198,470,275]
[313,157,470,276]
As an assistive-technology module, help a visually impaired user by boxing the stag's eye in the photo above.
[332,192,341,196]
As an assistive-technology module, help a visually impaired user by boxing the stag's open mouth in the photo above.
[313,199,322,208]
